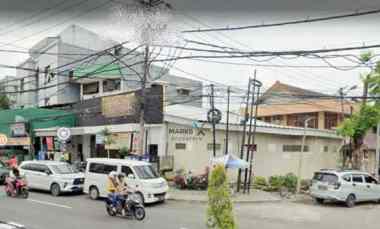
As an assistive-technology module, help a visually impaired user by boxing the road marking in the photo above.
[27,199,73,209]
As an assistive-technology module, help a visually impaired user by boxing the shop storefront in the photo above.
[0,108,76,162]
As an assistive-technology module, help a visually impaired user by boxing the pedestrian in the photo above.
[6,155,18,168]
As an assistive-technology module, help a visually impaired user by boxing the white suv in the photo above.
[19,160,85,196]
[310,169,380,207]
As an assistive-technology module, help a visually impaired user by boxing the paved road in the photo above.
[1,188,380,229]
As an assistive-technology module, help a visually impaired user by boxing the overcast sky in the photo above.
[0,0,379,96]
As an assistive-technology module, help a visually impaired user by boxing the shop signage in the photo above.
[168,128,208,142]
[57,127,71,142]
[7,137,30,146]
[0,134,8,146]
[10,122,27,137]
[102,93,138,118]
[96,134,105,145]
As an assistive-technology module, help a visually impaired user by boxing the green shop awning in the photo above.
[73,63,122,79]
[0,108,76,138]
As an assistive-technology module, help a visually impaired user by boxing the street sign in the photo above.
[57,127,71,142]
[207,108,222,124]
[0,134,8,146]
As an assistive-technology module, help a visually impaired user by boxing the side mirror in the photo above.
[45,169,52,175]
[128,174,135,179]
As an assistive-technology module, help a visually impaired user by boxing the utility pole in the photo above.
[139,45,149,155]
[210,84,216,157]
[225,86,231,155]
[296,117,313,194]
[247,74,262,194]
[338,87,345,122]
[376,123,380,180]
[243,72,257,193]
[237,78,251,192]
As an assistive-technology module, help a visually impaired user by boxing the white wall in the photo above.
[166,123,342,180]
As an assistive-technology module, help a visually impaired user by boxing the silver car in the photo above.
[310,169,380,207]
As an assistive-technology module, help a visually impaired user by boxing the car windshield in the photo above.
[313,172,338,184]
[133,165,158,179]
[50,164,78,174]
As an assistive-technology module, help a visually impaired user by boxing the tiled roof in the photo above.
[259,81,328,104]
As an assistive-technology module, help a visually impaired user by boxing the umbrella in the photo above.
[211,153,249,169]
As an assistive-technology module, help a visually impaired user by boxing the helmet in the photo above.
[108,171,117,178]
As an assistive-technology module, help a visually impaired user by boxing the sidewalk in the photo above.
[168,188,282,203]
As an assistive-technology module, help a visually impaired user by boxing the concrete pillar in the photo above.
[82,135,91,160]
[318,112,325,130]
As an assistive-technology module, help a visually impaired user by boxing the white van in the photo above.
[19,160,85,196]
[84,158,169,204]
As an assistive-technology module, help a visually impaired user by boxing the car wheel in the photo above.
[51,183,61,197]
[314,198,324,205]
[89,186,99,200]
[346,194,356,208]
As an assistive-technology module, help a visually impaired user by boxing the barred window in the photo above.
[283,145,309,152]
[175,143,186,150]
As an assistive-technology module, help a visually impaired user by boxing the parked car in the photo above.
[310,169,380,207]
[19,160,85,196]
[0,161,9,185]
[84,158,169,204]
[0,221,26,229]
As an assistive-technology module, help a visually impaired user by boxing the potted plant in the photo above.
[119,146,130,159]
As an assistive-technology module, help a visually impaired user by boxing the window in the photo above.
[121,166,134,177]
[44,65,51,84]
[325,112,338,129]
[83,82,99,95]
[312,172,338,184]
[50,164,77,174]
[0,161,4,168]
[323,146,329,152]
[103,79,121,92]
[272,115,283,124]
[207,143,221,151]
[283,145,309,152]
[342,175,351,182]
[175,143,186,150]
[287,113,318,128]
[176,88,190,96]
[264,117,271,123]
[34,164,50,173]
[89,163,117,174]
[352,175,363,183]
[133,165,158,179]
[364,175,378,184]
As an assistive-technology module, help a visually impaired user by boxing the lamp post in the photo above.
[296,117,314,194]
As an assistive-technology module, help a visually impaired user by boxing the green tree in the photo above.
[100,127,115,158]
[207,165,236,229]
[337,52,380,169]
[0,95,10,110]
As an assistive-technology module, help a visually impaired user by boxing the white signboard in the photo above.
[57,127,71,142]
[96,134,105,145]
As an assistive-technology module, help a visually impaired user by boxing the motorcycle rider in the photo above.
[107,171,120,211]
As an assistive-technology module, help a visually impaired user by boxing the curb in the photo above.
[167,197,282,204]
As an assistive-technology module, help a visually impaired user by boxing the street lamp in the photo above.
[296,117,314,194]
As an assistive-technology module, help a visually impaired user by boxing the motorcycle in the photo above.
[105,191,146,221]
[4,176,29,199]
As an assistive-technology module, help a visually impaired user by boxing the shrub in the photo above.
[283,173,298,193]
[207,165,236,229]
[253,176,268,190]
[268,175,285,191]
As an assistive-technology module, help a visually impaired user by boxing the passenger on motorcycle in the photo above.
[9,167,22,193]
[117,173,130,215]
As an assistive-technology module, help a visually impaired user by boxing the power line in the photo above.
[0,0,112,48]
[182,9,380,33]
